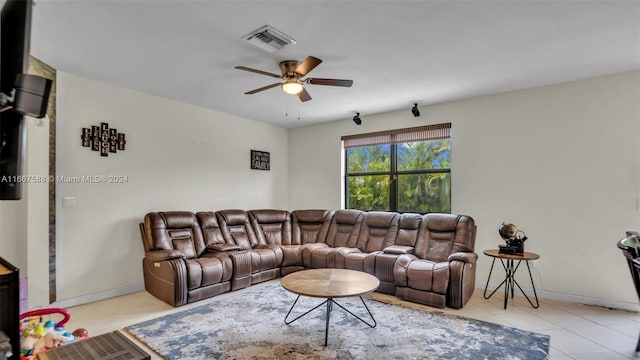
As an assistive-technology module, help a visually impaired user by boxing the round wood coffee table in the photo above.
[281,268,379,346]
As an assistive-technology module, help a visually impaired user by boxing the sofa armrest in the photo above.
[145,250,183,261]
[448,251,478,264]
[447,252,478,309]
[336,247,363,256]
[207,244,242,252]
[383,245,414,255]
[142,256,188,306]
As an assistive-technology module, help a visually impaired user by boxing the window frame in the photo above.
[342,123,451,213]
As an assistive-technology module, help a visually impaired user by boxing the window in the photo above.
[342,123,451,213]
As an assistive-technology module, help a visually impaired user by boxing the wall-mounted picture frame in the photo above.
[251,150,270,171]
[81,122,126,157]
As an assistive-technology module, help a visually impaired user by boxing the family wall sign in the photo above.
[81,122,126,157]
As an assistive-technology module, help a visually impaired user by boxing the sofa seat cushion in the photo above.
[185,253,233,290]
[407,261,449,294]
[394,255,449,294]
[250,245,283,273]
[305,246,346,268]
[280,243,325,267]
[301,243,329,267]
[335,248,380,273]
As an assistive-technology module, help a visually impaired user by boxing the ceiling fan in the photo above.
[235,56,353,102]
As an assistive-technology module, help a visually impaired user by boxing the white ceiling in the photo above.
[28,0,640,128]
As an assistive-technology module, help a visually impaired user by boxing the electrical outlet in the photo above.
[62,197,76,207]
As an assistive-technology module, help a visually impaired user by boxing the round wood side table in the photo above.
[482,249,540,309]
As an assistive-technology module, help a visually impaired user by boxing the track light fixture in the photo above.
[353,112,362,125]
[411,103,420,117]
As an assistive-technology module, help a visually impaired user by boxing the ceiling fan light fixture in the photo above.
[281,79,304,95]
[235,55,353,101]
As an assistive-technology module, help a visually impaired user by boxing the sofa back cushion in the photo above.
[249,209,292,245]
[325,209,364,248]
[451,215,476,253]
[291,209,334,245]
[356,211,399,252]
[196,212,226,245]
[395,213,423,247]
[216,209,258,250]
[143,211,205,259]
[415,213,476,262]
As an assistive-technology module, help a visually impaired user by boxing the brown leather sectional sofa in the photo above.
[139,209,477,309]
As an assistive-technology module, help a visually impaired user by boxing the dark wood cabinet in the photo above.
[0,257,19,360]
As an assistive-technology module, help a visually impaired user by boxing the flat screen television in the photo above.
[0,0,32,200]
[1,0,50,200]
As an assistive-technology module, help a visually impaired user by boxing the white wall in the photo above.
[54,72,288,305]
[288,71,640,309]
[25,116,51,307]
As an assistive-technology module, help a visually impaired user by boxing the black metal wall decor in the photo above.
[251,150,270,171]
[81,122,126,157]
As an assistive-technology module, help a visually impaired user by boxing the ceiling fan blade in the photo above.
[298,88,312,102]
[245,83,281,94]
[235,66,282,79]
[307,78,353,87]
[295,56,323,76]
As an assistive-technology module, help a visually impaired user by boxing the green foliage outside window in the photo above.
[346,139,451,213]
[347,175,390,211]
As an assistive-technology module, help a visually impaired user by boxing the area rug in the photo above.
[124,280,549,359]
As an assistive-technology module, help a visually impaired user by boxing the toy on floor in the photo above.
[18,308,89,359]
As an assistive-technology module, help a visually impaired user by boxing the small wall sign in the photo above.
[251,150,270,171]
[81,122,126,157]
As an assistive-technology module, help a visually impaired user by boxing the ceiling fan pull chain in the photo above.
[285,98,288,117]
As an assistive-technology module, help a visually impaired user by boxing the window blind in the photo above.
[341,123,451,148]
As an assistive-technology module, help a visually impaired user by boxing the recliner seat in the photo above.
[335,211,399,274]
[394,213,477,308]
[304,209,364,269]
[282,209,334,275]
[140,211,232,306]
[216,209,283,286]
[374,212,423,294]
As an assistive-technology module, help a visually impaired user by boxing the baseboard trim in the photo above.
[51,281,640,313]
[52,284,145,308]
[476,281,640,312]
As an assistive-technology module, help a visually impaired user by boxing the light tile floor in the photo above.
[60,285,640,360]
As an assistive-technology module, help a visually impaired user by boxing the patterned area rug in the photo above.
[124,280,549,359]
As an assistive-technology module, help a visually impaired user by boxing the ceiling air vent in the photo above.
[242,25,296,53]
